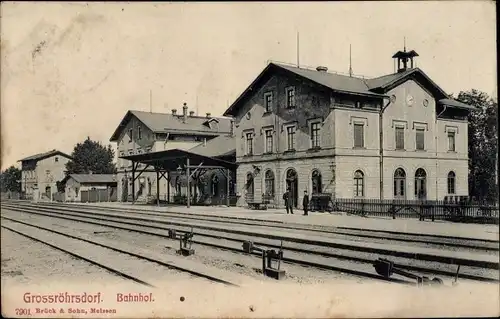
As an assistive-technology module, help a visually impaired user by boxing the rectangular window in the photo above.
[286,126,296,150]
[245,132,253,155]
[286,87,295,109]
[264,92,273,113]
[415,128,425,150]
[311,122,321,148]
[55,157,59,162]
[395,127,405,150]
[128,128,133,143]
[265,129,273,153]
[448,131,456,151]
[119,151,125,167]
[137,126,142,140]
[353,124,364,148]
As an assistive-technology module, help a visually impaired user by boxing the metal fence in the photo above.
[327,197,499,224]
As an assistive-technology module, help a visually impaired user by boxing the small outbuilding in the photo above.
[62,174,117,202]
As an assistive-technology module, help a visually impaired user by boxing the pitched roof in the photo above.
[438,98,478,110]
[109,110,233,142]
[223,62,473,117]
[189,135,236,158]
[18,149,72,162]
[275,63,382,97]
[68,174,117,184]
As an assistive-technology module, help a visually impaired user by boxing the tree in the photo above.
[65,137,116,175]
[455,89,498,202]
[0,166,22,193]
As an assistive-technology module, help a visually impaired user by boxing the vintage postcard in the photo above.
[1,1,498,318]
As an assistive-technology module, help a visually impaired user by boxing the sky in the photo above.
[1,1,497,171]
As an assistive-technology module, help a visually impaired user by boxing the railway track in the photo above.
[25,201,500,251]
[1,216,242,287]
[2,202,498,285]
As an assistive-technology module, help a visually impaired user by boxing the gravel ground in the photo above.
[1,219,202,290]
[20,204,498,255]
[3,211,371,285]
[11,208,495,281]
[1,228,125,287]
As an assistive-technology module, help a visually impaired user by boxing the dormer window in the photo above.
[264,92,273,113]
[286,87,296,109]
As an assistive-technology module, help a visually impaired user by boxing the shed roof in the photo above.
[120,148,236,171]
[189,135,236,158]
[438,98,478,110]
[68,174,117,184]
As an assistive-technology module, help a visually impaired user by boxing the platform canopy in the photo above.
[120,148,237,171]
[119,148,237,207]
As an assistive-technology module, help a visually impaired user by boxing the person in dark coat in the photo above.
[283,188,294,214]
[302,190,310,216]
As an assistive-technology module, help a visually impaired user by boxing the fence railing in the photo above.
[327,198,499,224]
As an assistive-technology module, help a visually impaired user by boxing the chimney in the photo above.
[316,66,328,72]
[172,109,177,115]
[203,138,207,147]
[230,119,234,137]
[206,112,211,118]
[182,103,188,122]
[189,111,195,117]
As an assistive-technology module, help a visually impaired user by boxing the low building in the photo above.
[18,149,72,200]
[62,174,117,202]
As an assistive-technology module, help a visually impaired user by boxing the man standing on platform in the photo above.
[302,190,309,216]
[283,188,293,214]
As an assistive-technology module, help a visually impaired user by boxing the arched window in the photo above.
[354,170,364,197]
[311,169,322,194]
[447,171,456,194]
[264,170,275,196]
[414,168,427,199]
[393,168,406,199]
[211,174,219,197]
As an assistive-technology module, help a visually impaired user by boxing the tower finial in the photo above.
[349,44,353,77]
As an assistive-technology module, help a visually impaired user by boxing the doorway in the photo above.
[45,186,51,199]
[245,173,254,202]
[285,169,298,208]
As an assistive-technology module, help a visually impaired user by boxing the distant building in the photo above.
[109,106,236,204]
[62,174,117,202]
[223,48,476,208]
[18,149,72,200]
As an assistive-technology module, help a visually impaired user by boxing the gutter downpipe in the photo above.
[379,96,392,200]
[435,104,448,201]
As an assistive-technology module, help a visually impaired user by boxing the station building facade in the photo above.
[223,49,475,208]
[109,106,236,204]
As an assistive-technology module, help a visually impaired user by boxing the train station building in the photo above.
[222,48,476,208]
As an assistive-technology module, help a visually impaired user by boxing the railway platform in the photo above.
[67,202,499,242]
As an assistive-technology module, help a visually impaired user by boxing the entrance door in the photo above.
[286,169,298,208]
[246,173,254,202]
[415,168,427,200]
[45,186,51,199]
